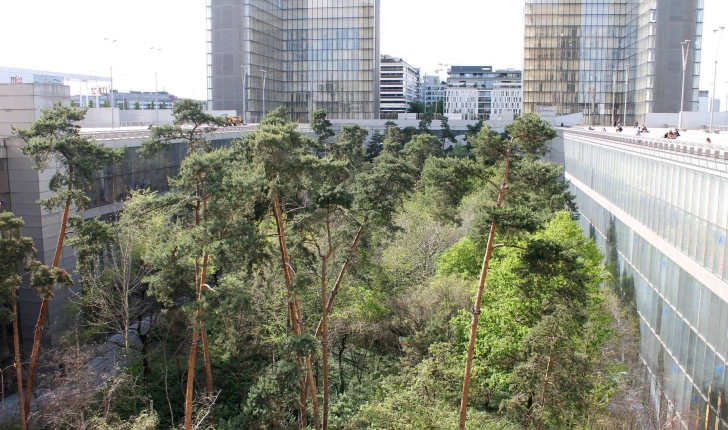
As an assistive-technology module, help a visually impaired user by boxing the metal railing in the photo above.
[81,124,313,142]
[564,129,728,162]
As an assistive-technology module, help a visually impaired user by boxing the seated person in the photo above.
[668,131,675,139]
[674,128,681,138]
[664,132,670,138]
[588,126,594,130]
[641,126,648,133]
[602,128,607,132]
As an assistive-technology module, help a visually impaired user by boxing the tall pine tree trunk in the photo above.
[184,259,205,430]
[458,148,512,430]
[12,296,27,430]
[25,177,73,420]
[321,257,330,430]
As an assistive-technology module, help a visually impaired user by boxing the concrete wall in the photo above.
[0,83,69,136]
[0,83,74,353]
[79,109,239,128]
[553,113,584,127]
[79,107,120,128]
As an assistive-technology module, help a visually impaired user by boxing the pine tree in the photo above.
[0,212,37,430]
[12,102,123,422]
[420,113,577,429]
[141,99,232,430]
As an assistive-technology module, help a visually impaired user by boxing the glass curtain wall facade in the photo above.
[208,0,380,123]
[564,132,728,427]
[524,0,702,126]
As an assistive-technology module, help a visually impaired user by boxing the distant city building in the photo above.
[523,0,703,126]
[421,75,446,109]
[208,0,381,123]
[444,87,479,120]
[0,66,107,87]
[699,90,721,113]
[443,66,522,120]
[380,55,420,115]
[71,91,177,110]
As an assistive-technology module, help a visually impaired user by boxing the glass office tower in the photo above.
[208,0,380,123]
[524,0,703,126]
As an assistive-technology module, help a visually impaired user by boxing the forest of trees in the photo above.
[0,101,655,429]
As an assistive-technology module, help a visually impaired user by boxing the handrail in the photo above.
[82,124,313,142]
[563,129,728,162]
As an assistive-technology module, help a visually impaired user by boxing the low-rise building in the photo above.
[380,55,420,115]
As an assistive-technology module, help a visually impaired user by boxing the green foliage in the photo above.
[401,133,442,173]
[88,99,94,108]
[465,119,485,141]
[437,237,481,278]
[13,102,124,212]
[418,112,433,134]
[133,101,141,110]
[353,154,416,229]
[409,101,425,114]
[101,100,111,108]
[0,212,37,324]
[330,124,368,166]
[40,106,639,430]
[440,116,456,146]
[90,411,158,430]
[311,108,335,150]
[366,129,385,160]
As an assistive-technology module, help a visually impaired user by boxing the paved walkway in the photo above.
[565,125,728,150]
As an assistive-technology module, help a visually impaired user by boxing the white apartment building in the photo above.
[443,66,522,120]
[491,81,522,116]
[380,55,420,114]
[444,87,480,120]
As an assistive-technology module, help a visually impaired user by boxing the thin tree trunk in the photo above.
[201,329,213,394]
[536,338,556,430]
[314,223,365,337]
[338,334,347,394]
[199,191,214,397]
[321,257,330,430]
[458,148,512,430]
[12,297,27,430]
[273,191,321,430]
[314,171,395,338]
[184,258,204,430]
[25,178,73,420]
[299,376,307,429]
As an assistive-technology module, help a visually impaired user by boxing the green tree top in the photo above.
[311,109,335,151]
[12,102,124,212]
[234,106,318,198]
[141,99,226,157]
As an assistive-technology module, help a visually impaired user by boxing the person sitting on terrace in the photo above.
[674,128,681,138]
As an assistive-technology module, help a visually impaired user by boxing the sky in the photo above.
[1,0,727,102]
